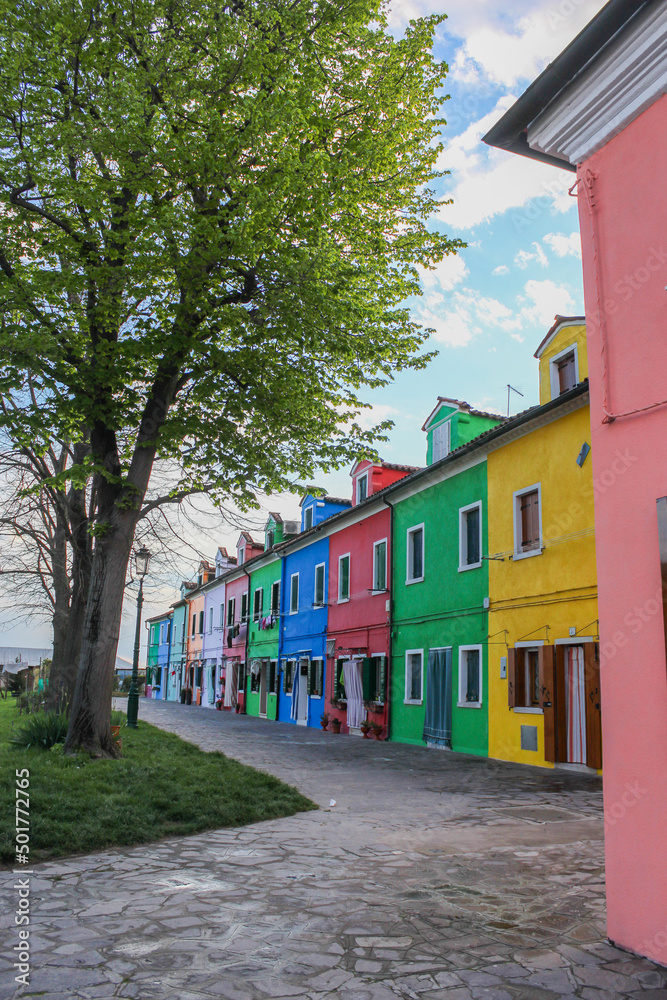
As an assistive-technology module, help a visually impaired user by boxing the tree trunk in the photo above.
[65,504,137,756]
[44,504,71,712]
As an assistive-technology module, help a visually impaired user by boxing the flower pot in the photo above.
[370,729,383,741]
[320,722,328,730]
[330,721,341,733]
[360,726,371,739]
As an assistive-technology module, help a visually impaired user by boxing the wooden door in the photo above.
[584,642,602,769]
[539,645,556,762]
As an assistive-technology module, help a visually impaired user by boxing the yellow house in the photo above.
[487,316,601,771]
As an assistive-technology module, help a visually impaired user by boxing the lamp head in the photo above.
[134,546,151,579]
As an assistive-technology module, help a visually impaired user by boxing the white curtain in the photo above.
[223,663,237,707]
[290,663,299,721]
[565,645,587,763]
[344,660,364,729]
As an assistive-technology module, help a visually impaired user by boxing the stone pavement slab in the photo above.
[0,700,664,999]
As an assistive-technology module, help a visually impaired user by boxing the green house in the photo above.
[245,514,297,720]
[389,399,503,755]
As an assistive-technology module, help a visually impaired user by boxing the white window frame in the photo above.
[355,471,369,504]
[226,597,235,628]
[271,580,281,615]
[513,482,543,561]
[338,553,351,603]
[310,657,324,698]
[372,538,388,593]
[219,603,225,627]
[431,419,451,462]
[406,523,425,584]
[458,644,483,709]
[238,545,245,565]
[208,607,213,634]
[253,587,263,622]
[459,501,483,572]
[313,562,326,607]
[289,573,299,614]
[404,648,424,705]
[512,642,544,714]
[303,505,314,530]
[549,342,579,399]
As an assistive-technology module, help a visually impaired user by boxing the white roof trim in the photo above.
[528,1,667,165]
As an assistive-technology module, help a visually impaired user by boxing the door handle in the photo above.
[543,701,552,708]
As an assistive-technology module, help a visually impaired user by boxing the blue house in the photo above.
[278,494,349,726]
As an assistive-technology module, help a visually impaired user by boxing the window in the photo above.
[373,539,387,592]
[198,610,204,634]
[241,591,249,623]
[432,420,450,462]
[283,659,295,693]
[406,524,424,583]
[405,650,423,704]
[253,587,263,622]
[267,529,274,549]
[269,660,278,694]
[290,573,299,614]
[304,506,314,530]
[219,603,224,627]
[356,472,368,504]
[226,597,236,628]
[458,645,482,707]
[550,344,579,398]
[165,622,170,644]
[208,608,213,633]
[191,614,196,636]
[314,563,325,607]
[270,580,281,615]
[238,545,245,565]
[338,554,350,601]
[514,484,542,558]
[309,658,324,697]
[362,655,387,703]
[459,502,482,570]
[514,647,541,708]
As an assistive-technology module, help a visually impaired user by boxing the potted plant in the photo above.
[329,697,346,711]
[320,712,330,730]
[360,719,372,739]
[330,716,342,733]
[215,698,223,711]
[369,720,383,741]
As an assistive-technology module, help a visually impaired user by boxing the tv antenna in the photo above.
[506,384,524,416]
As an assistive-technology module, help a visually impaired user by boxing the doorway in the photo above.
[297,659,309,725]
[259,661,268,717]
[423,648,452,747]
[552,642,602,768]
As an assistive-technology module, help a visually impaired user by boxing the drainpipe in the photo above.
[382,495,395,741]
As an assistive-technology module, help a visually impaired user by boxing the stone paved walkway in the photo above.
[1,700,665,1000]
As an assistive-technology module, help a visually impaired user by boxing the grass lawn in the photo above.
[0,698,315,865]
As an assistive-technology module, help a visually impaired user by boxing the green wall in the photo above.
[246,556,281,721]
[390,459,489,756]
[426,405,500,466]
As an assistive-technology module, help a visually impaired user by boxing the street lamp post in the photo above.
[126,546,151,729]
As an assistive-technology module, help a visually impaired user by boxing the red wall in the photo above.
[577,94,667,964]
[327,507,391,732]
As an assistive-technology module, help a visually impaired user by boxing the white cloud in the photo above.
[417,300,480,348]
[514,242,548,269]
[492,265,510,275]
[419,252,469,291]
[543,232,582,258]
[519,279,575,328]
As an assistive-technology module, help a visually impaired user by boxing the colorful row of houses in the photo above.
[146,316,601,773]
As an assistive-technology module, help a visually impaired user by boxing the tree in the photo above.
[0,0,462,755]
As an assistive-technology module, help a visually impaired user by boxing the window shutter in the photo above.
[539,645,556,762]
[282,662,287,694]
[334,659,342,699]
[378,656,387,702]
[314,660,323,697]
[584,642,602,769]
[467,508,480,564]
[361,658,373,700]
[307,658,314,695]
[507,647,517,707]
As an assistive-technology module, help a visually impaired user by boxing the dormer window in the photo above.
[357,472,368,504]
[304,506,313,530]
[432,421,450,462]
[238,545,245,564]
[267,529,274,549]
[549,344,578,398]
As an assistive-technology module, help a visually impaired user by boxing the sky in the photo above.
[0,0,607,659]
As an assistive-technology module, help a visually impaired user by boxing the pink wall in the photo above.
[328,507,391,731]
[577,94,667,964]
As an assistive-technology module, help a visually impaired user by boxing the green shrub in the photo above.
[10,711,69,749]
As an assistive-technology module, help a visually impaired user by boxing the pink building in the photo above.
[485,0,667,964]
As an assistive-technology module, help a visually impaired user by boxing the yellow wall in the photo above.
[537,322,588,404]
[487,402,598,767]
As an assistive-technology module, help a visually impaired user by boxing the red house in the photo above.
[327,460,419,735]
[221,532,264,711]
